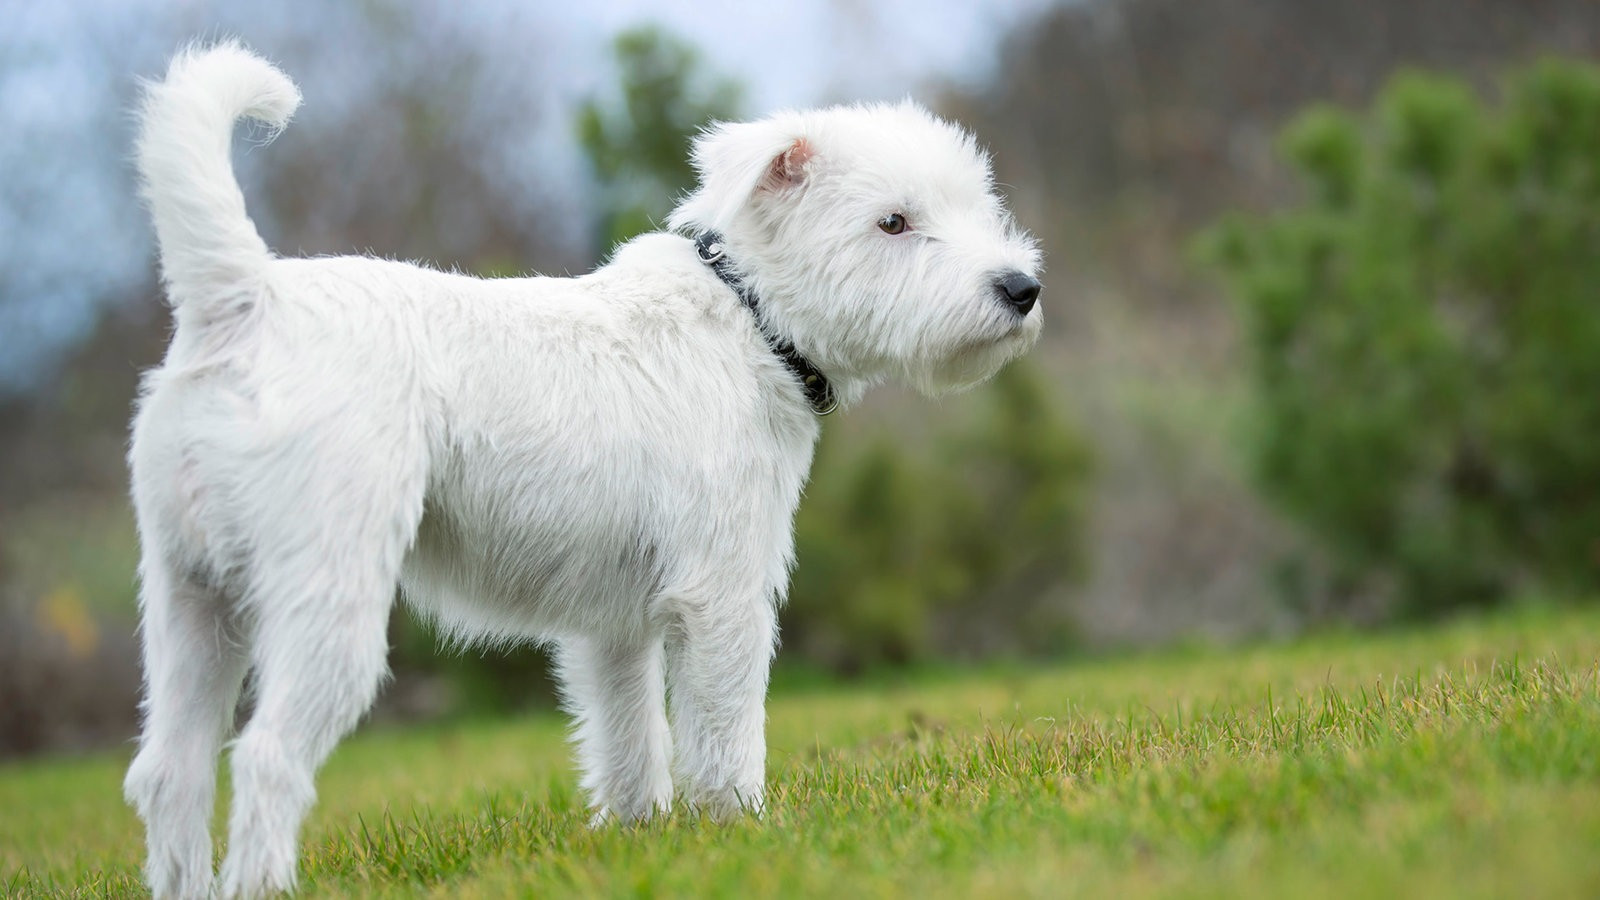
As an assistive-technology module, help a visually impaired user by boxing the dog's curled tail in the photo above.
[137,41,300,316]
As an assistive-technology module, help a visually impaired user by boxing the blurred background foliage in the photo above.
[3,0,1598,757]
[787,362,1094,673]
[576,28,743,248]
[1200,61,1600,617]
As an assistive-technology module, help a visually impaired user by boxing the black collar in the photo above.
[694,231,837,416]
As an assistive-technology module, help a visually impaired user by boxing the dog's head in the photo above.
[668,102,1042,403]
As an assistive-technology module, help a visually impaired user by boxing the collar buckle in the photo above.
[694,231,836,417]
[695,234,726,265]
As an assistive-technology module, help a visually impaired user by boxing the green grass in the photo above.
[4,605,1599,898]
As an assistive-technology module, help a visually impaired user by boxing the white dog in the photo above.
[123,42,1042,898]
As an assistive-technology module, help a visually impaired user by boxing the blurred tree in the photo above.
[1199,59,1600,615]
[576,27,743,249]
[937,0,1600,640]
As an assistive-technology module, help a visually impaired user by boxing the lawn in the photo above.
[4,604,1599,898]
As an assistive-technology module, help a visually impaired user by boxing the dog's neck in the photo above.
[694,231,838,416]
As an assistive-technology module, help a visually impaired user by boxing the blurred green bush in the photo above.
[786,363,1093,672]
[1198,59,1600,615]
[576,27,742,249]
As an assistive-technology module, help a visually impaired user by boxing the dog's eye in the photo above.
[878,213,908,235]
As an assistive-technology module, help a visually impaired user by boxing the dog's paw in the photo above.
[686,787,765,823]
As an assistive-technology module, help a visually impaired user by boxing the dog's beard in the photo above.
[909,326,1036,396]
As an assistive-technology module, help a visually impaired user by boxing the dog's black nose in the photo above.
[996,272,1041,316]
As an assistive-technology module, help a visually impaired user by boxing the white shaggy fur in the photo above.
[123,41,1042,899]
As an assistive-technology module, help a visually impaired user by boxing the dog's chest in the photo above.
[397,417,815,643]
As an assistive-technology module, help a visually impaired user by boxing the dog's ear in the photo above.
[667,118,813,233]
[763,137,813,190]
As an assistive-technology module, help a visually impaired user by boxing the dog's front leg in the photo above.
[664,595,778,819]
[554,636,673,824]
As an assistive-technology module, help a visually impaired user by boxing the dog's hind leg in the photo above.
[216,544,403,899]
[664,594,778,819]
[125,555,249,900]
[555,636,674,824]
[214,522,412,890]
[214,417,428,898]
